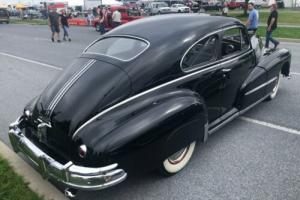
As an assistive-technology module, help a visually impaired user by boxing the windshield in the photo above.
[85,37,149,61]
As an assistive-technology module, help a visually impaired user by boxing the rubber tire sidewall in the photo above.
[159,141,196,176]
[266,73,281,101]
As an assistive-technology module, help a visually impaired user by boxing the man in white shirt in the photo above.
[112,9,121,28]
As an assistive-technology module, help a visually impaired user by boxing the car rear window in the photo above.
[85,37,149,61]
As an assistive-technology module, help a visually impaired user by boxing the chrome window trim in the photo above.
[245,77,278,96]
[72,48,252,140]
[82,35,150,62]
[180,25,251,73]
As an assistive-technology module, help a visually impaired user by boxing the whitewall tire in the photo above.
[267,74,281,101]
[160,141,196,176]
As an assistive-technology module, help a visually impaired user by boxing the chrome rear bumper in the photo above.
[8,117,127,191]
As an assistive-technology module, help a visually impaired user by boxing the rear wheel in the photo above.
[159,141,196,176]
[266,73,281,101]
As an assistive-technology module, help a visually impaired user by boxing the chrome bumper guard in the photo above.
[8,117,127,191]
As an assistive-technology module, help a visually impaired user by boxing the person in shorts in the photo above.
[48,8,61,43]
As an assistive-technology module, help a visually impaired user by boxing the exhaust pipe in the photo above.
[64,188,78,199]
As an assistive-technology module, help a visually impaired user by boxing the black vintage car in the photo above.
[9,14,291,197]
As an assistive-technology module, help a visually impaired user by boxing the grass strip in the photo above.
[256,26,300,39]
[230,11,300,25]
[0,155,43,200]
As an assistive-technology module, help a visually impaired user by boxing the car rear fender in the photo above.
[73,89,208,171]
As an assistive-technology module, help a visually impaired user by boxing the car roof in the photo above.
[107,14,242,44]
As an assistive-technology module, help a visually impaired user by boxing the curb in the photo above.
[260,37,300,43]
[0,140,68,200]
[277,38,300,43]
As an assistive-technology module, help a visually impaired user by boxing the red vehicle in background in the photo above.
[48,2,68,12]
[92,5,143,32]
[228,0,245,9]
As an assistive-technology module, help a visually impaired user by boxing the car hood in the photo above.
[29,57,131,137]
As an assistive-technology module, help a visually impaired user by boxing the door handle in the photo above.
[222,68,232,73]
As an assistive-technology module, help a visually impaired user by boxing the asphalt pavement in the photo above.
[0,24,300,200]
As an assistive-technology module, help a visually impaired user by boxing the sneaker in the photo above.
[273,42,280,49]
[68,38,71,42]
[57,40,61,43]
[263,48,270,54]
[51,37,54,42]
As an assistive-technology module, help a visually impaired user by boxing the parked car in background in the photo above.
[228,0,245,9]
[170,4,190,13]
[8,14,291,198]
[201,1,222,11]
[276,0,285,8]
[145,2,171,15]
[27,7,41,19]
[188,1,200,12]
[93,6,143,32]
[251,0,268,8]
[0,8,9,24]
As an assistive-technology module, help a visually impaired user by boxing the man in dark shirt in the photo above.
[48,8,61,43]
[265,3,279,49]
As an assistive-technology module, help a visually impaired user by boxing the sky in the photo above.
[1,0,84,6]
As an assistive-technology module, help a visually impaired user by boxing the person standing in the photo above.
[222,2,228,16]
[112,9,121,28]
[60,10,71,42]
[107,7,112,28]
[246,2,259,33]
[48,8,61,43]
[98,8,106,35]
[265,3,279,49]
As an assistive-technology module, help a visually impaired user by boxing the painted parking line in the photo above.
[291,72,300,76]
[240,116,300,136]
[0,52,63,71]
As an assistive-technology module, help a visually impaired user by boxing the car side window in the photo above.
[181,35,218,71]
[222,27,249,57]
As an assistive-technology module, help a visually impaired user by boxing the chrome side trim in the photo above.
[82,35,151,62]
[209,112,239,135]
[245,77,278,96]
[72,49,253,140]
[239,93,271,115]
[47,59,96,116]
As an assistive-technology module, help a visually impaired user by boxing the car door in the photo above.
[219,26,255,114]
[181,34,224,122]
[170,4,176,12]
